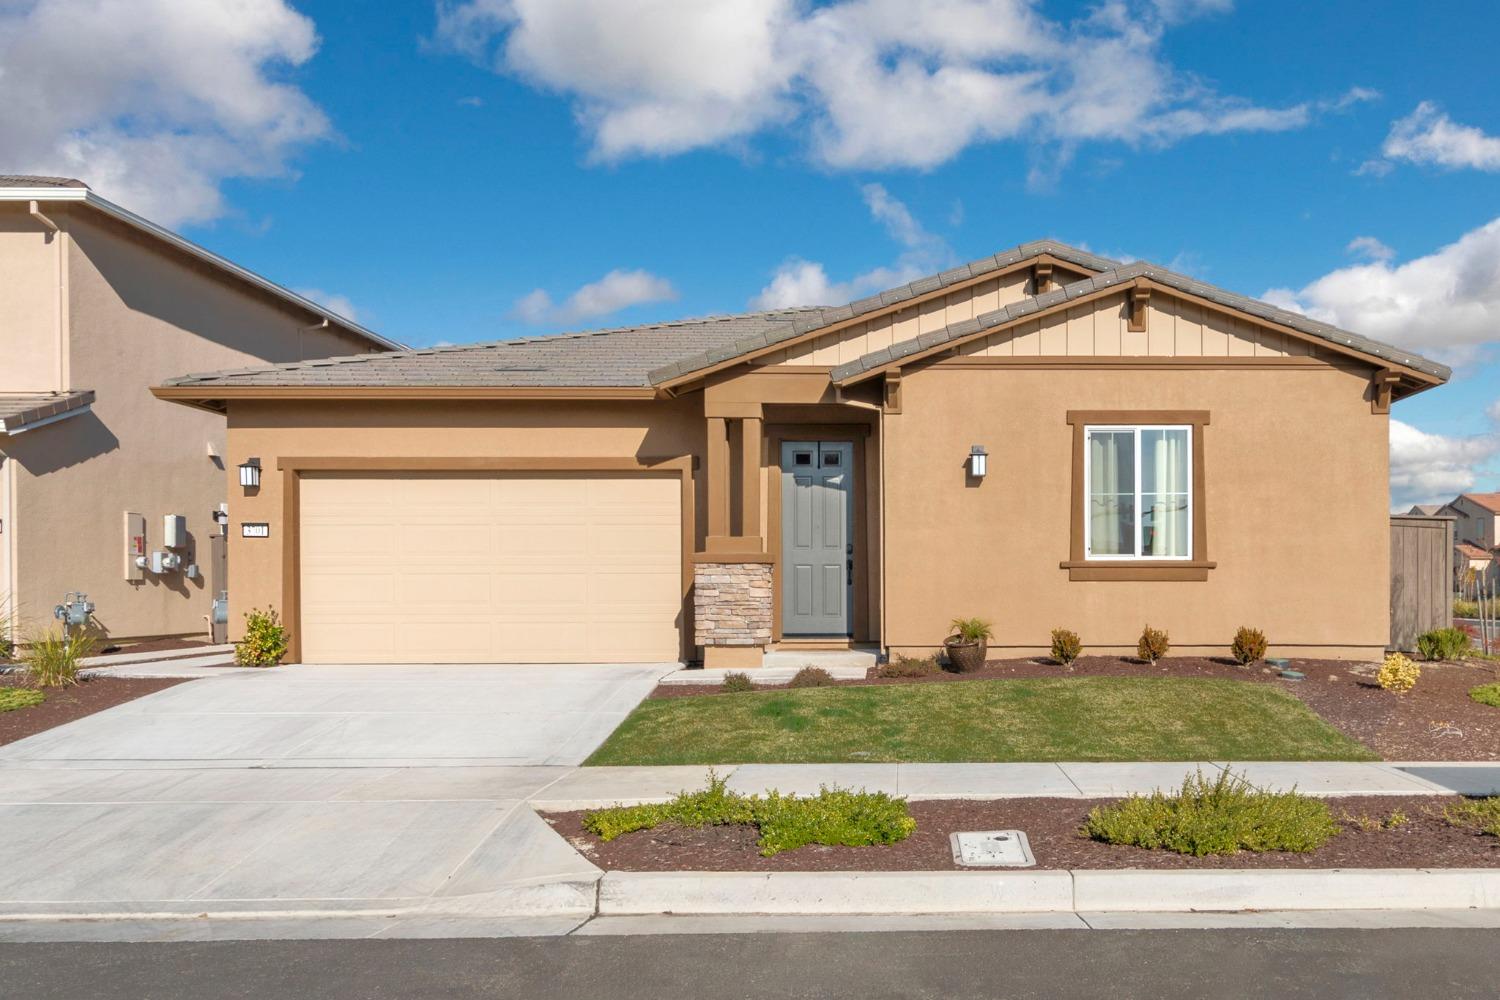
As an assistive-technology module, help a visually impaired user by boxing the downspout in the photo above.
[28,202,66,391]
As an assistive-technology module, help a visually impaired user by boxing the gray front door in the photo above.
[781,441,854,636]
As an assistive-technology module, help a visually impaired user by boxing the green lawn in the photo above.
[585,677,1376,765]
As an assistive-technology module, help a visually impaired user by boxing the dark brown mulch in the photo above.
[96,636,216,657]
[0,675,190,746]
[650,655,1500,760]
[544,795,1500,872]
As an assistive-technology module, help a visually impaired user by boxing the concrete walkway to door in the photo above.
[0,662,669,939]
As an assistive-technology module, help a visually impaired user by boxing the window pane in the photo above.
[1142,493,1190,557]
[1141,428,1189,494]
[1088,430,1135,556]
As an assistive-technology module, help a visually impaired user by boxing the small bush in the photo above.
[720,671,755,694]
[948,617,993,642]
[1050,628,1082,665]
[0,688,45,712]
[1377,652,1420,693]
[234,607,289,667]
[879,655,939,678]
[1137,625,1170,665]
[23,628,95,689]
[1339,807,1409,832]
[1470,683,1500,709]
[1230,627,1268,666]
[1081,769,1340,857]
[1415,627,1472,662]
[789,666,835,688]
[1444,797,1500,837]
[581,772,916,856]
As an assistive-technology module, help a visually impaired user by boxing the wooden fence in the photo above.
[1390,514,1454,651]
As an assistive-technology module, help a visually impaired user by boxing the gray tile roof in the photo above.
[162,310,826,389]
[0,390,95,433]
[0,175,88,188]
[828,261,1453,384]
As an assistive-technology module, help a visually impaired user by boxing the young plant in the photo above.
[234,607,289,667]
[878,655,940,678]
[1230,627,1268,666]
[0,688,45,712]
[948,618,994,643]
[789,665,836,688]
[1444,797,1500,837]
[720,671,755,694]
[1050,628,1082,666]
[1377,652,1420,693]
[1137,625,1170,665]
[1415,627,1472,662]
[1471,683,1500,709]
[22,627,96,688]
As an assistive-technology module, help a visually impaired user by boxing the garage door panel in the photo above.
[299,472,682,664]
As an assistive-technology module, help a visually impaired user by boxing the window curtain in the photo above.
[1088,430,1133,556]
[1144,429,1189,557]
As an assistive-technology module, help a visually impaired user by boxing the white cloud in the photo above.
[292,288,359,322]
[0,0,330,227]
[510,268,678,324]
[1390,417,1500,509]
[435,0,1354,174]
[1346,236,1395,263]
[1263,217,1500,362]
[751,183,954,308]
[1368,102,1500,174]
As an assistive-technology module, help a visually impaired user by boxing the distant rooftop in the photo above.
[0,175,88,188]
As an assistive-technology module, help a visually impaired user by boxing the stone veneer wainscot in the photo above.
[693,561,773,652]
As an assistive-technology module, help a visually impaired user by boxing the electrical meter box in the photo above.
[124,512,146,582]
[163,514,187,549]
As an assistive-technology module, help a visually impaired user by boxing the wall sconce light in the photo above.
[969,444,988,478]
[238,458,261,489]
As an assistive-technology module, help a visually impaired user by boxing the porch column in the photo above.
[697,405,771,668]
[706,415,730,539]
[739,415,762,542]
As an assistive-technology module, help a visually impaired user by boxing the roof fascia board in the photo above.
[0,403,93,435]
[653,251,1094,392]
[150,385,660,406]
[0,188,406,352]
[836,277,1446,389]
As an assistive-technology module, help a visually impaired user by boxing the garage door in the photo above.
[298,472,682,663]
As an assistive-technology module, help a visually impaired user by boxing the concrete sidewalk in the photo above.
[526,760,1500,809]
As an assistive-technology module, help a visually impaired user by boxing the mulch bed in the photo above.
[651,655,1500,761]
[545,794,1500,872]
[0,674,190,746]
[96,636,216,657]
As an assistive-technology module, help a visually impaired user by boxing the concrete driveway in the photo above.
[0,663,668,936]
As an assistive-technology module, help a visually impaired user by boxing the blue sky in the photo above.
[5,0,1498,505]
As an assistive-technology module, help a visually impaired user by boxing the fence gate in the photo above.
[1389,514,1454,651]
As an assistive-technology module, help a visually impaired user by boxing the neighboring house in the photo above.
[155,241,1449,665]
[1447,493,1500,551]
[1455,541,1498,593]
[1408,504,1446,516]
[0,177,401,645]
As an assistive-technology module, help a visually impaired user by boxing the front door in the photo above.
[781,441,854,636]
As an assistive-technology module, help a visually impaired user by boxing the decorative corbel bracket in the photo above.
[1033,261,1055,294]
[1371,369,1403,414]
[1128,279,1151,333]
[883,371,903,415]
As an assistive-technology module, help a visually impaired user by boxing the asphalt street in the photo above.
[4,928,1498,999]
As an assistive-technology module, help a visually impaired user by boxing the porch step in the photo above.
[763,647,880,670]
[659,662,873,687]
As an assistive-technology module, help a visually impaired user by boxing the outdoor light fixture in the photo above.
[238,457,261,489]
[969,444,988,478]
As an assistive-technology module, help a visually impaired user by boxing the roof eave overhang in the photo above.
[833,276,1449,391]
[0,188,406,352]
[151,384,662,413]
[651,250,1102,393]
[0,402,93,436]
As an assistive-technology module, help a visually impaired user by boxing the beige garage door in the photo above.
[298,472,682,663]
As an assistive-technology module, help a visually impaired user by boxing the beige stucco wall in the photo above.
[0,207,65,392]
[1,203,381,639]
[223,397,706,645]
[881,359,1391,659]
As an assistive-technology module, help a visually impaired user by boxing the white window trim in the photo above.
[1082,424,1194,562]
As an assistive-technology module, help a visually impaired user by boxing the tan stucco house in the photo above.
[0,177,400,645]
[155,241,1449,665]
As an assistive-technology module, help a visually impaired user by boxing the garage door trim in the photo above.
[277,456,696,663]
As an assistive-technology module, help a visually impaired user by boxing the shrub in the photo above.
[1050,628,1082,665]
[789,666,836,688]
[1470,683,1500,709]
[234,607,289,667]
[1455,599,1500,619]
[879,655,939,678]
[1137,625,1170,665]
[581,772,916,856]
[1081,769,1340,857]
[1444,797,1500,837]
[23,627,95,688]
[720,671,755,694]
[0,688,45,712]
[1377,652,1420,693]
[948,617,993,642]
[1230,627,1268,666]
[1415,627,1472,662]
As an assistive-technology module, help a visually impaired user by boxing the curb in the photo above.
[598,868,1500,917]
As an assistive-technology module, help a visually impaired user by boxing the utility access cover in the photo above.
[950,830,1035,868]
